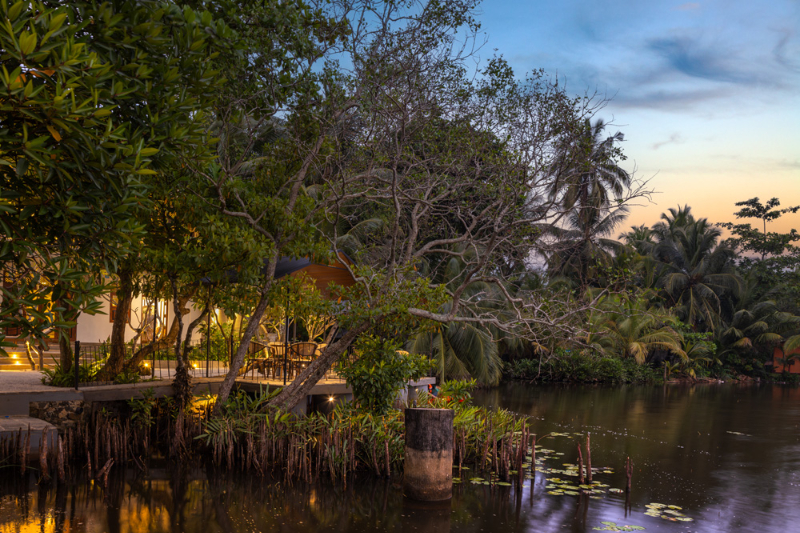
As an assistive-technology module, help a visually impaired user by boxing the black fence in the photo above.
[66,339,356,388]
[68,339,233,388]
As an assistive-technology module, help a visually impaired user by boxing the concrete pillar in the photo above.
[404,408,453,501]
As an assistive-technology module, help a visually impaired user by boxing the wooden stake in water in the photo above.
[577,443,584,484]
[625,456,632,493]
[586,432,592,482]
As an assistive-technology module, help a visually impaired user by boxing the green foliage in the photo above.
[197,321,234,362]
[41,359,141,386]
[0,0,227,355]
[337,336,431,415]
[504,351,662,384]
[128,388,157,429]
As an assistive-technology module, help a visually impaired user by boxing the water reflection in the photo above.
[1,384,798,532]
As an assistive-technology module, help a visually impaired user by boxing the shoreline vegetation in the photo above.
[0,382,542,488]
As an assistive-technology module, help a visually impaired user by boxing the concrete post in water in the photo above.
[404,408,453,501]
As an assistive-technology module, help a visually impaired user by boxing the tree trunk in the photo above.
[214,289,273,411]
[118,293,193,375]
[267,321,371,411]
[59,330,73,372]
[170,277,191,408]
[96,269,134,381]
[24,338,37,370]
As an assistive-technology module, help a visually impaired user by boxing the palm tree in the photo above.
[621,224,655,254]
[407,312,503,386]
[406,246,511,385]
[591,296,685,364]
[653,218,743,330]
[652,205,694,242]
[717,276,800,361]
[550,118,631,212]
[544,205,630,288]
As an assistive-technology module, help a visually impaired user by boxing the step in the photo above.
[0,416,58,459]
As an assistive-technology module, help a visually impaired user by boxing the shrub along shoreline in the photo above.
[0,381,538,487]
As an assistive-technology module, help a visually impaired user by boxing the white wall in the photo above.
[76,295,204,345]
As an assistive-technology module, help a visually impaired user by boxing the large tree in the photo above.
[181,0,650,411]
[0,0,226,367]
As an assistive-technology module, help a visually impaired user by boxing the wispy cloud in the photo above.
[611,88,728,111]
[647,36,765,86]
[773,29,800,72]
[673,3,701,11]
[651,133,685,150]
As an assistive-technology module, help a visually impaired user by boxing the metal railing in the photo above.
[66,338,358,388]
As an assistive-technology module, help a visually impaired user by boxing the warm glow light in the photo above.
[193,363,199,368]
[11,354,17,359]
[14,361,21,365]
[144,363,149,367]
[328,395,335,403]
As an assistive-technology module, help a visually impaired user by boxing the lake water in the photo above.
[1,382,798,532]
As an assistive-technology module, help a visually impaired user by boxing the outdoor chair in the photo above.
[268,342,290,379]
[243,342,270,379]
[290,342,317,378]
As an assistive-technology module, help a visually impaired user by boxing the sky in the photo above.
[475,0,800,234]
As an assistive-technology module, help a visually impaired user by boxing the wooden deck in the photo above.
[0,371,436,416]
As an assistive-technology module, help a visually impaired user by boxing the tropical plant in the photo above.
[544,205,630,288]
[716,278,800,367]
[591,296,685,364]
[651,205,695,242]
[337,336,430,415]
[550,118,631,212]
[653,218,742,330]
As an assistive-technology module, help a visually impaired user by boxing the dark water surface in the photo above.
[2,383,799,533]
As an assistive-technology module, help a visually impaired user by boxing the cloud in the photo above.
[673,3,701,10]
[651,133,685,150]
[604,87,729,112]
[647,36,760,85]
[776,159,800,170]
[773,29,800,72]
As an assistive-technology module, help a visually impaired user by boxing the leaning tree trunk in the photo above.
[117,293,192,375]
[96,269,134,381]
[267,321,371,411]
[24,338,37,370]
[213,289,273,411]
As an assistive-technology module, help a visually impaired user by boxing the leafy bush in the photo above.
[337,336,431,414]
[41,363,97,387]
[504,351,662,384]
[42,361,141,386]
[196,321,235,362]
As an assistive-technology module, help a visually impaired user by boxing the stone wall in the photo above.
[29,400,86,431]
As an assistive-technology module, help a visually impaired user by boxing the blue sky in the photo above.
[476,0,800,232]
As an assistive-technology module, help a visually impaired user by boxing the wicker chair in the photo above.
[268,342,290,379]
[290,342,317,378]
